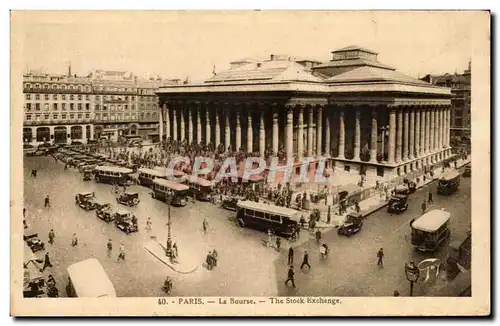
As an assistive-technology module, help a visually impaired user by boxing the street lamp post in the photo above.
[405,260,420,296]
[165,193,173,259]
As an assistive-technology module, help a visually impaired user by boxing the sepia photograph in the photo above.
[10,10,490,316]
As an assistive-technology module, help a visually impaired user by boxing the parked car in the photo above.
[116,192,140,207]
[95,201,113,222]
[75,192,96,210]
[24,233,45,253]
[337,213,364,237]
[114,210,138,234]
[221,196,241,211]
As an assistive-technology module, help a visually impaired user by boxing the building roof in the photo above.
[313,58,395,71]
[205,59,324,84]
[327,66,430,86]
[332,45,379,55]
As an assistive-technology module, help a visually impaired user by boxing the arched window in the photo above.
[69,85,74,90]
[35,84,40,89]
[52,84,57,89]
[25,83,31,88]
[43,84,49,89]
[61,85,66,90]
[77,85,82,92]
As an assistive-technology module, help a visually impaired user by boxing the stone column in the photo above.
[338,109,345,159]
[388,108,396,164]
[324,110,331,157]
[196,107,202,144]
[445,107,450,148]
[429,108,435,152]
[425,108,431,153]
[235,110,241,151]
[298,107,304,158]
[165,104,170,140]
[259,111,265,157]
[415,107,420,158]
[403,108,409,161]
[370,109,378,163]
[180,108,186,141]
[419,109,425,156]
[307,107,314,156]
[172,108,178,140]
[225,108,231,151]
[286,106,294,159]
[272,110,279,154]
[396,108,403,163]
[409,107,415,160]
[354,109,361,161]
[316,106,323,156]
[205,107,211,145]
[214,107,220,147]
[188,108,194,143]
[441,108,445,150]
[159,104,164,143]
[435,108,440,150]
[247,110,253,153]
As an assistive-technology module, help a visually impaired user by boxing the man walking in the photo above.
[41,251,53,272]
[71,233,78,247]
[284,265,296,288]
[288,247,294,265]
[421,200,427,213]
[107,239,113,258]
[44,195,51,208]
[146,218,152,233]
[300,251,311,270]
[377,248,384,268]
[428,192,434,204]
[48,229,55,245]
[117,243,125,261]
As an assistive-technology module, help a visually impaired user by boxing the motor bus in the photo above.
[186,177,214,201]
[66,258,116,297]
[411,209,451,252]
[137,168,167,188]
[437,170,461,195]
[151,178,190,207]
[94,166,134,185]
[235,200,299,238]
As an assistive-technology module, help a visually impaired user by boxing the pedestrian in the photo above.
[202,218,208,233]
[288,247,294,265]
[117,243,125,261]
[284,265,296,288]
[327,205,331,224]
[315,229,322,244]
[428,192,434,204]
[421,200,427,213]
[71,233,78,247]
[393,290,400,297]
[44,195,51,208]
[146,217,152,233]
[275,237,281,251]
[41,252,52,272]
[23,208,26,218]
[377,248,384,268]
[300,251,311,270]
[107,239,113,258]
[48,229,55,245]
[267,229,273,247]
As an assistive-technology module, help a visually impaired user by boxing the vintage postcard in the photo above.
[10,10,490,316]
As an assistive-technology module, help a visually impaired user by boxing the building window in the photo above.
[95,113,100,120]
[85,103,90,110]
[86,95,90,100]
[44,94,49,100]
[70,94,74,100]
[132,96,135,101]
[35,103,40,110]
[70,113,75,119]
[35,84,40,89]
[85,86,90,92]
[85,113,90,119]
[53,94,58,100]
[124,105,128,110]
[125,96,128,101]
[132,105,136,110]
[69,85,74,90]
[52,84,57,90]
[44,103,49,110]
[78,94,82,101]
[62,94,66,100]
[25,83,31,89]
[77,113,82,119]
[35,114,40,120]
[95,95,100,101]
[26,103,31,111]
[77,86,82,92]
[62,103,66,110]
[25,94,31,100]
[44,114,49,119]
[78,103,82,110]
[70,103,74,110]
[52,114,58,120]
[62,114,67,120]
[53,103,58,110]
[35,94,40,100]
[103,95,107,100]
[95,104,100,110]
[61,85,66,90]
[26,114,31,120]
[43,84,49,89]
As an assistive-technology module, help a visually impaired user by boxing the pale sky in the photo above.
[15,11,480,82]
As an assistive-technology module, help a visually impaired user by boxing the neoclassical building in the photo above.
[157,46,453,180]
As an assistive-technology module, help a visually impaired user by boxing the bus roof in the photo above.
[190,177,213,187]
[66,258,116,297]
[237,200,300,220]
[138,168,166,177]
[95,166,133,174]
[440,170,461,181]
[153,167,185,178]
[153,178,189,191]
[412,209,451,232]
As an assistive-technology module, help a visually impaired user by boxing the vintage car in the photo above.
[337,212,364,237]
[221,196,242,211]
[394,185,410,196]
[24,233,45,253]
[95,201,113,222]
[408,181,417,193]
[83,170,93,181]
[114,210,139,234]
[387,194,409,213]
[116,192,140,207]
[74,192,96,210]
[463,165,471,177]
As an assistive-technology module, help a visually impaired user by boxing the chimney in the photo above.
[68,61,72,77]
[270,54,275,61]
